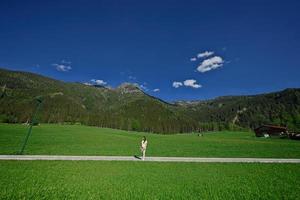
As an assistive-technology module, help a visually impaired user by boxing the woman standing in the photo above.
[140,136,148,161]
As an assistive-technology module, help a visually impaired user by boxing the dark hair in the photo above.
[143,136,147,141]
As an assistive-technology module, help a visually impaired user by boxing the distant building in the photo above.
[254,125,287,137]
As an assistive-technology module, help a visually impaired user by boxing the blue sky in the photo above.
[0,0,299,101]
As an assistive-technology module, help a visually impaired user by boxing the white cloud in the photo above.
[53,59,72,72]
[197,51,214,58]
[91,79,107,85]
[140,84,148,91]
[173,81,183,88]
[190,57,197,62]
[197,56,224,73]
[53,64,72,72]
[83,82,92,86]
[183,79,202,89]
[153,88,160,92]
[173,80,202,89]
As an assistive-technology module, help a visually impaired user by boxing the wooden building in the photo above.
[254,125,287,137]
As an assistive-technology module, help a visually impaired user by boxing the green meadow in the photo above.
[1,123,300,199]
[1,161,300,199]
[0,123,300,158]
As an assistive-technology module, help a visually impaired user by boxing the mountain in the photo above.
[1,68,300,133]
[176,89,300,132]
[0,68,197,133]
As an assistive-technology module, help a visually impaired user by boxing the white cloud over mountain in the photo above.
[53,64,72,72]
[172,81,183,88]
[53,60,72,72]
[91,79,107,85]
[173,79,201,89]
[140,84,148,91]
[197,56,224,73]
[183,79,202,88]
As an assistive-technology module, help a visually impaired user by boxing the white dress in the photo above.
[141,140,147,160]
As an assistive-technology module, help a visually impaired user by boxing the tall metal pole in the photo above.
[19,98,42,155]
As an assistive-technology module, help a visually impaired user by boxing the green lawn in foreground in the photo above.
[0,123,300,158]
[0,161,299,199]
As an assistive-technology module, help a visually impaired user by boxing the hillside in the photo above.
[0,68,300,133]
[177,89,300,131]
[0,68,197,133]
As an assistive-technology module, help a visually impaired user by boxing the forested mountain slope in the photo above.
[1,68,299,133]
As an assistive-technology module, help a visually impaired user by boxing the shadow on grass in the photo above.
[134,155,141,160]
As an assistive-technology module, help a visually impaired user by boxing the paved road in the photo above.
[1,155,300,163]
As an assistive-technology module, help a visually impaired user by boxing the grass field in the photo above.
[1,161,300,199]
[1,124,300,199]
[1,123,300,158]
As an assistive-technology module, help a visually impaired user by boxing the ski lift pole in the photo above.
[19,98,43,155]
